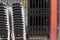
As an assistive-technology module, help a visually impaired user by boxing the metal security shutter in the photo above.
[12,3,23,40]
[0,3,9,40]
[28,0,50,40]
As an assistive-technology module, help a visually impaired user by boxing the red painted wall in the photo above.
[50,0,58,40]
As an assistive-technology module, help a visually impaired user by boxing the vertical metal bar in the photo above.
[35,0,36,9]
[46,16,47,26]
[45,16,46,27]
[50,0,58,40]
[38,0,39,8]
[29,0,30,8]
[46,0,47,8]
[37,16,38,26]
[11,6,15,40]
[39,16,40,26]
[44,15,45,27]
[31,16,33,26]
[32,0,33,9]
[58,0,60,40]
[22,6,26,40]
[38,16,39,26]
[44,1,46,8]
[41,0,42,8]
[7,7,10,40]
[43,0,45,8]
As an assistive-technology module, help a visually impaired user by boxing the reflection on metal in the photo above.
[5,6,10,40]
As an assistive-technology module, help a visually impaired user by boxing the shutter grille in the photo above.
[12,3,23,40]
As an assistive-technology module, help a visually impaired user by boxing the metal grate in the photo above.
[28,0,50,40]
[0,3,8,40]
[29,0,50,8]
[12,3,23,40]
